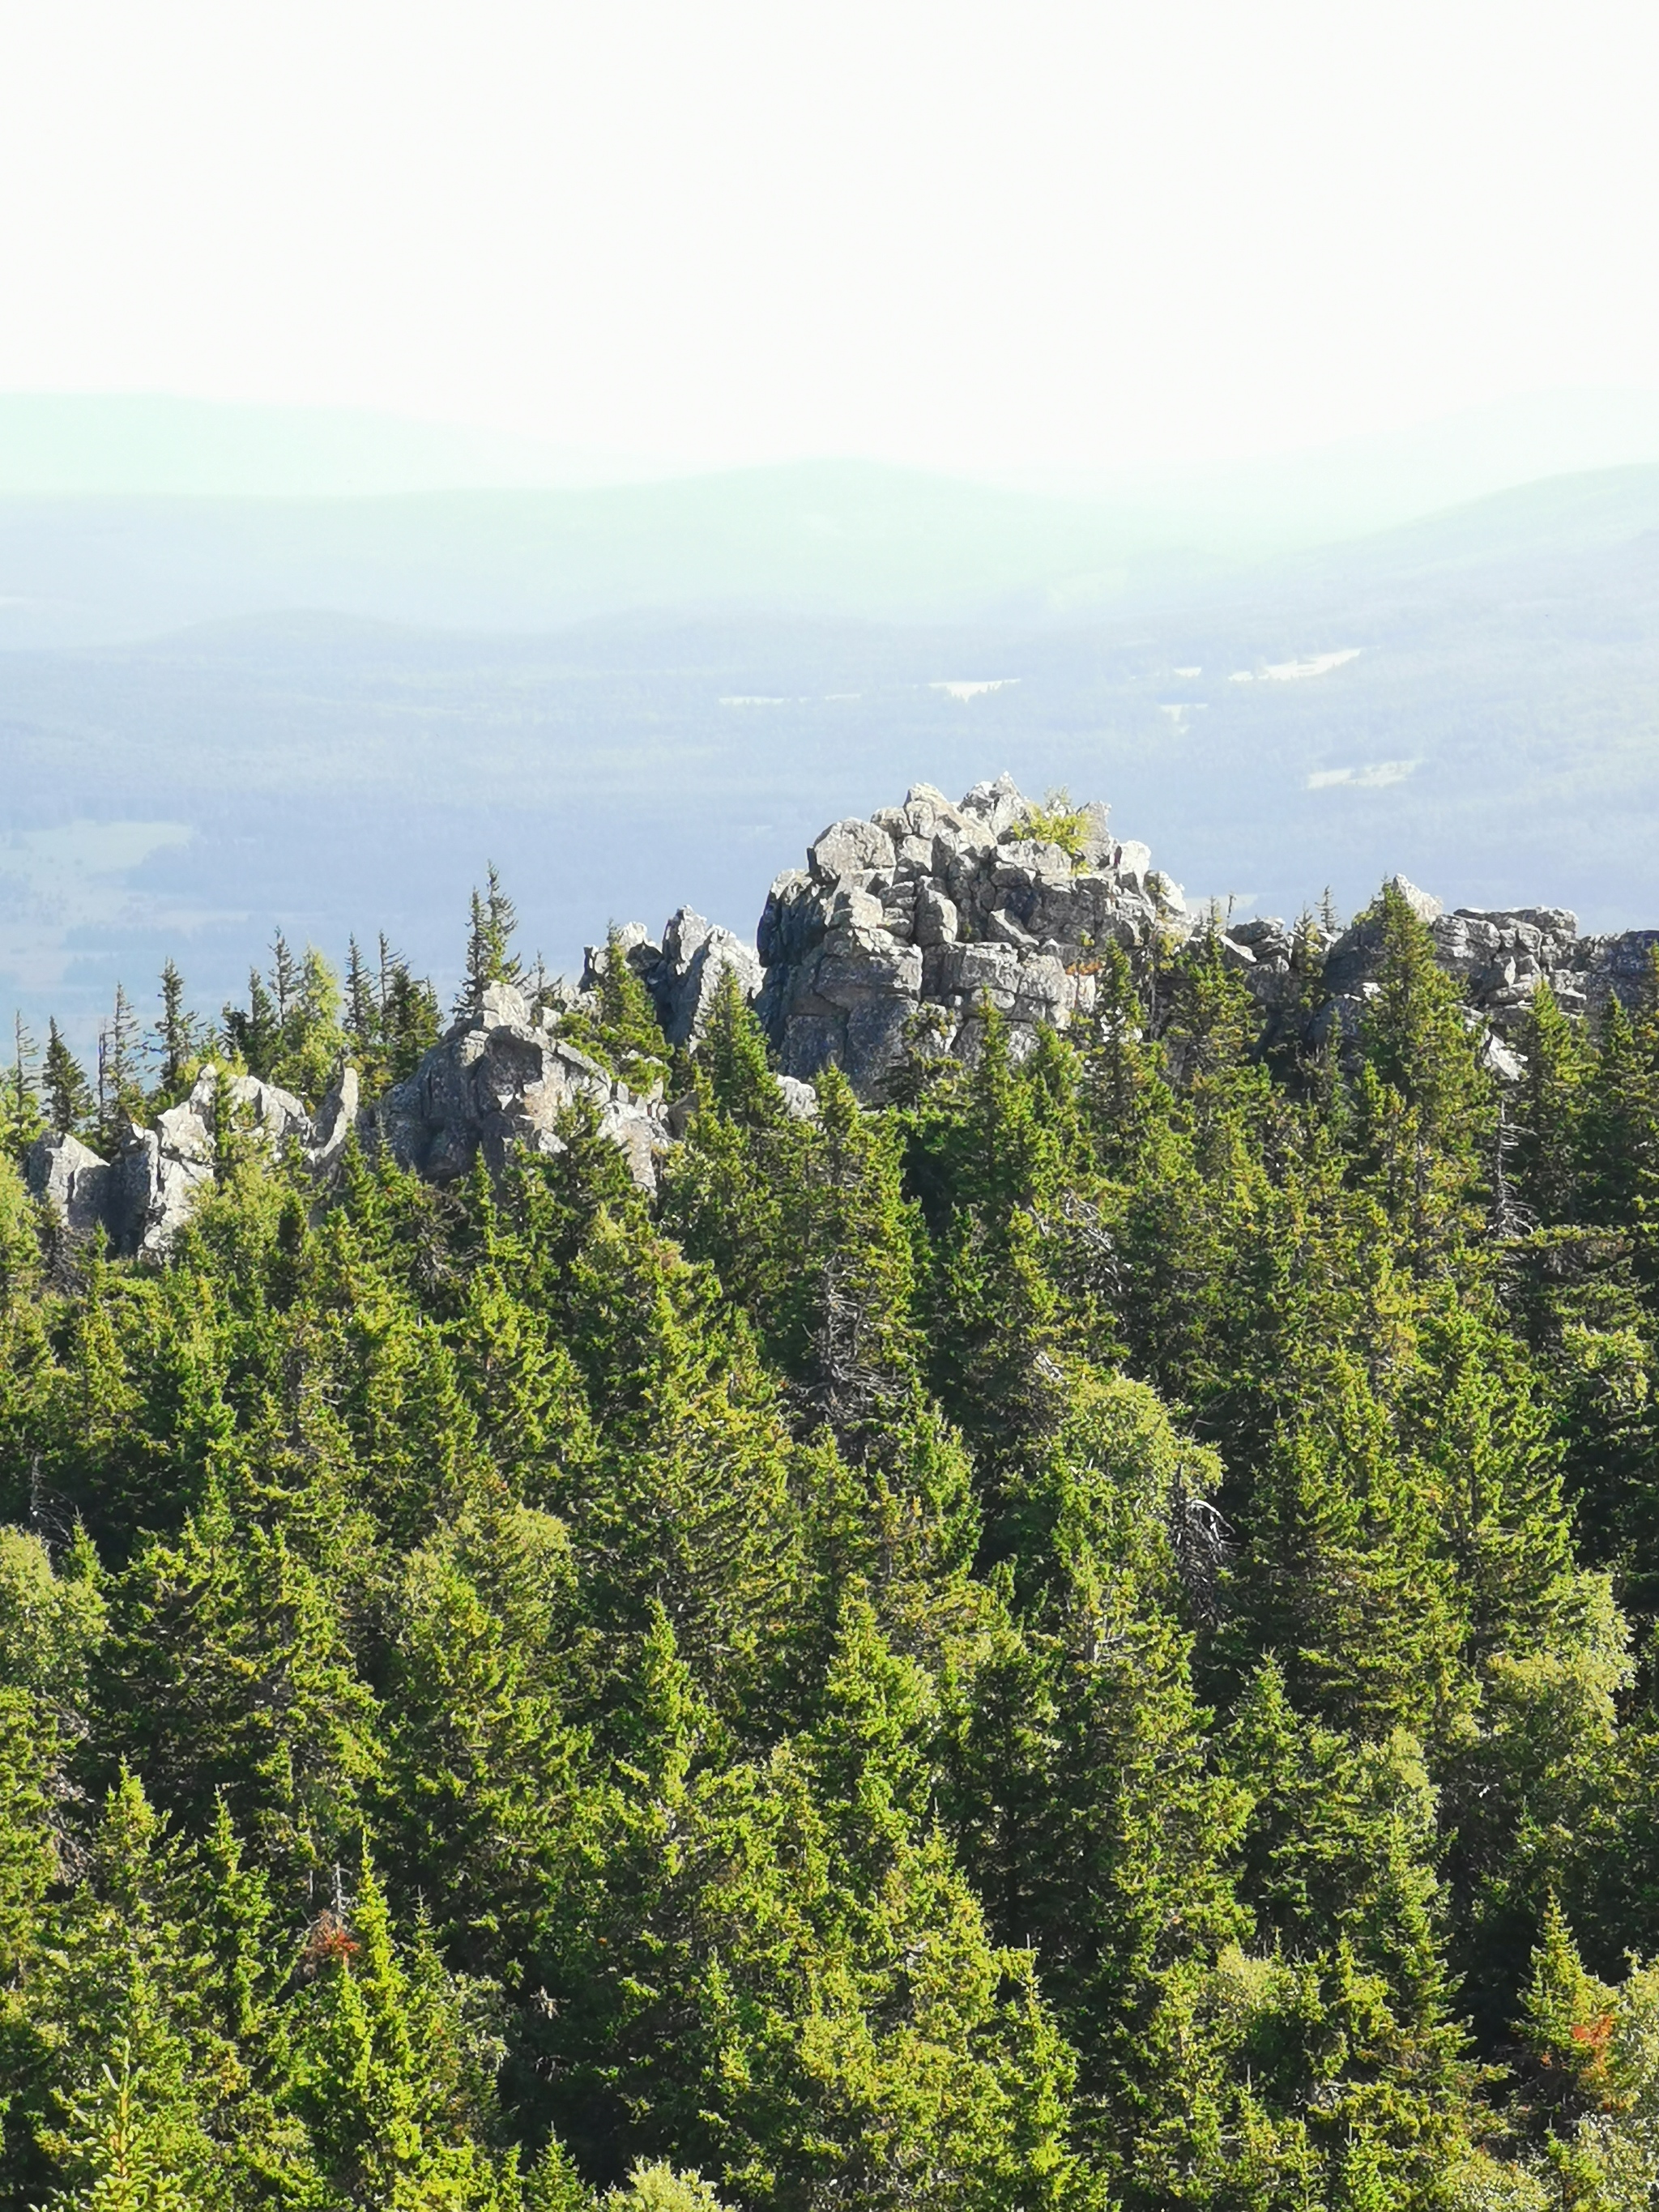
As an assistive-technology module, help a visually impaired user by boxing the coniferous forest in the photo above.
[7,880,1659,2212]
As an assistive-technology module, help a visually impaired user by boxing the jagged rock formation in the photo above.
[24,772,1659,1255]
[1311,884,1653,1038]
[26,1132,116,1240]
[26,1066,338,1260]
[376,980,672,1191]
[754,773,1184,1092]
[25,981,679,1261]
[592,908,762,1048]
[751,779,1659,1097]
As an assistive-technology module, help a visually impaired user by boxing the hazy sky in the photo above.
[3,0,1657,476]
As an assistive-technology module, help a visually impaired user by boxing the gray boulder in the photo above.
[309,1065,360,1178]
[25,1132,113,1237]
[652,909,762,1046]
[374,999,671,1191]
[809,817,897,885]
[24,1062,326,1259]
[913,881,959,948]
[111,1126,213,1261]
[586,907,764,1051]
[1387,874,1444,923]
[754,775,1180,1095]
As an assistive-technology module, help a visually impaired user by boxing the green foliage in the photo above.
[43,1019,93,1142]
[6,868,1659,2209]
[218,938,352,1106]
[94,989,145,1157]
[1021,786,1092,864]
[343,933,443,1099]
[148,961,198,1110]
[559,927,671,1090]
[1,1016,45,1161]
[457,863,526,1021]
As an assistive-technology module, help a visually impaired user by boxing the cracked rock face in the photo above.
[374,981,672,1191]
[585,909,763,1050]
[753,775,1185,1095]
[25,1132,112,1239]
[742,783,1659,1097]
[25,1064,343,1261]
[1280,880,1659,1051]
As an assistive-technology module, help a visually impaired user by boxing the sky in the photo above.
[2,0,1658,480]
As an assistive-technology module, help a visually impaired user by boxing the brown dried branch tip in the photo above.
[300,1907,360,1973]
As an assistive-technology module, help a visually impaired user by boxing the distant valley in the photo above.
[2,454,1657,1048]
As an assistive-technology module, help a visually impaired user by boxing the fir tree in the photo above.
[95,985,144,1154]
[220,970,279,1081]
[149,961,196,1102]
[385,966,440,1080]
[1512,979,1585,1228]
[1354,880,1495,1257]
[2,1010,43,1157]
[43,1018,94,1140]
[560,925,668,1083]
[344,934,377,1059]
[456,864,524,1016]
[267,930,299,1029]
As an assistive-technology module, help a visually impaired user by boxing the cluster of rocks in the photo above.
[23,915,805,1259]
[28,1065,356,1261]
[746,778,1659,1096]
[1232,876,1659,1075]
[597,908,761,1049]
[25,982,677,1261]
[25,772,1659,1258]
[376,979,672,1191]
[753,773,1186,1092]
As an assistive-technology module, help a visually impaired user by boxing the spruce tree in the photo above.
[1354,881,1495,1258]
[1077,939,1167,1172]
[150,961,196,1102]
[382,957,441,1083]
[456,864,524,1017]
[1579,993,1659,1285]
[278,945,344,1102]
[1512,979,1585,1227]
[376,1510,582,1971]
[287,1849,515,2206]
[561,925,668,1083]
[220,970,279,1080]
[21,1772,221,2208]
[92,1484,382,1881]
[267,930,299,1029]
[344,933,377,1059]
[95,986,144,1154]
[43,1018,94,1141]
[2,1010,43,1157]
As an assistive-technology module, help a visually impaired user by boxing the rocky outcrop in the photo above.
[586,908,762,1049]
[26,1065,326,1260]
[753,774,1188,1094]
[27,982,677,1259]
[374,980,672,1191]
[26,1132,113,1238]
[27,770,1659,1258]
[1239,874,1659,1058]
[745,784,1659,1096]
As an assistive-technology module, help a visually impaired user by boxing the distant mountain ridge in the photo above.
[3,442,1658,1056]
[6,451,1659,654]
[6,382,1659,521]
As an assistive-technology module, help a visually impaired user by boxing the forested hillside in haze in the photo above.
[6,884,1659,2210]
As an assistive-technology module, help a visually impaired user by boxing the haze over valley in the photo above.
[3,399,1658,1044]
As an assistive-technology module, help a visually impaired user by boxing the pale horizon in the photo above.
[3,0,1657,481]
